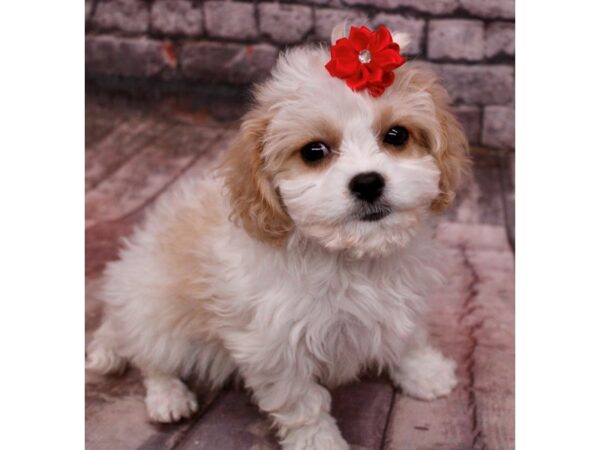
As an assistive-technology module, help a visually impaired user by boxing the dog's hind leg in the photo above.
[86,319,128,376]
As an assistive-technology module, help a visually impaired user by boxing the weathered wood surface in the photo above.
[85,96,514,450]
[384,224,514,450]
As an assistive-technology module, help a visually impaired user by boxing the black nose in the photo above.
[349,172,385,203]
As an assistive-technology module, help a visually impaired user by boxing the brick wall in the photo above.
[85,0,515,149]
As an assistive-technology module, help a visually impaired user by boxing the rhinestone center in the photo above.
[358,49,372,64]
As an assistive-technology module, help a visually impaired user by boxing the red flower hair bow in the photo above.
[325,25,406,97]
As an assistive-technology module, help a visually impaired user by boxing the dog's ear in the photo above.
[427,80,471,212]
[222,106,293,246]
[405,69,470,212]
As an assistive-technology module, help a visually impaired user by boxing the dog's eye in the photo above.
[300,142,331,164]
[383,126,409,147]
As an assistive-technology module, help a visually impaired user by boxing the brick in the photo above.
[258,3,312,44]
[482,106,514,148]
[371,13,425,55]
[85,36,171,78]
[454,105,481,144]
[181,42,278,84]
[314,8,369,41]
[428,19,484,61]
[459,0,514,19]
[204,1,257,40]
[92,0,148,34]
[150,0,203,36]
[485,22,515,58]
[86,0,94,23]
[430,64,514,105]
[343,0,459,15]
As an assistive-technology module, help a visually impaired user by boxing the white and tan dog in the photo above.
[87,25,469,450]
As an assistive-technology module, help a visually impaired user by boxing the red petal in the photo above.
[368,84,385,97]
[366,65,384,83]
[372,49,406,71]
[369,26,394,53]
[346,64,370,91]
[331,39,356,59]
[325,60,340,78]
[386,42,400,53]
[381,71,395,88]
[326,37,361,79]
[348,26,372,52]
[328,57,360,78]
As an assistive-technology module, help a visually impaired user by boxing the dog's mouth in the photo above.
[354,204,392,222]
[360,210,390,222]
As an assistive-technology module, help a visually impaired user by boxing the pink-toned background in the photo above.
[85,2,515,449]
[85,0,515,150]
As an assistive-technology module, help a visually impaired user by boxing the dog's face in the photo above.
[224,32,469,258]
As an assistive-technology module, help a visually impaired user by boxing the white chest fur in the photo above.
[212,226,442,386]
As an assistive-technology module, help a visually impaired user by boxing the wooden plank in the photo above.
[331,378,395,450]
[86,117,174,192]
[466,247,515,450]
[85,370,220,450]
[85,123,224,227]
[86,276,107,340]
[86,392,160,450]
[85,109,122,149]
[85,95,151,149]
[384,221,514,450]
[383,248,475,450]
[499,151,515,251]
[177,379,394,450]
[181,129,237,179]
[435,222,513,253]
[85,97,133,148]
[383,386,473,450]
[175,389,280,450]
[85,130,235,277]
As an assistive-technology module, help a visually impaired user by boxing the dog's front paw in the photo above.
[144,377,198,423]
[394,346,457,401]
[281,415,349,450]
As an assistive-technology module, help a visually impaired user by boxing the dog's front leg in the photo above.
[227,336,349,450]
[386,326,458,401]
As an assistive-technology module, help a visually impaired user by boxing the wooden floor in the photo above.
[85,94,515,450]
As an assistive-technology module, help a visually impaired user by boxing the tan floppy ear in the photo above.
[426,80,471,212]
[222,107,293,246]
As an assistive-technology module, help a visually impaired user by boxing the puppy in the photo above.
[87,24,469,450]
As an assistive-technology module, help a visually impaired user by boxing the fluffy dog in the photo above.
[87,24,469,450]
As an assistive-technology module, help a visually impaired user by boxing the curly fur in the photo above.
[87,26,470,450]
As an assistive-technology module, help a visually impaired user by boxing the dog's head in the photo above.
[223,26,470,258]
